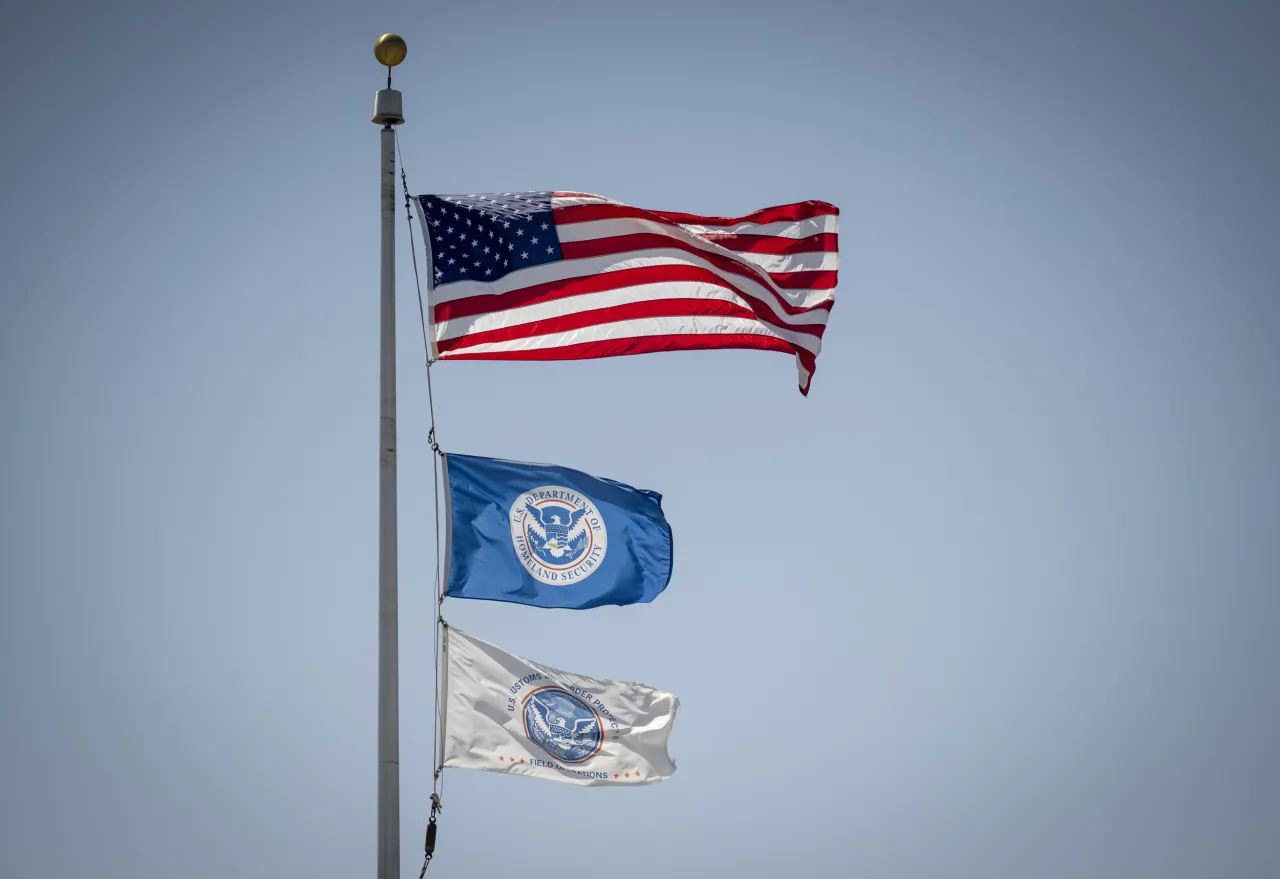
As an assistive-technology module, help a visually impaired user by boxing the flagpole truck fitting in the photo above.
[373,34,406,124]
[373,30,405,879]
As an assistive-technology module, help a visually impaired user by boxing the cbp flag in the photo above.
[442,626,678,786]
[443,453,673,609]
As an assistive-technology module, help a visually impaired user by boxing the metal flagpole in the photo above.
[372,32,406,879]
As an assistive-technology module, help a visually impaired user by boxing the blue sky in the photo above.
[2,1,1279,877]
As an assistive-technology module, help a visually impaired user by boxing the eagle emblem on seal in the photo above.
[509,486,608,584]
[522,687,603,763]
[523,501,591,566]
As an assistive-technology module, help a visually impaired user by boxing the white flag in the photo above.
[442,626,679,786]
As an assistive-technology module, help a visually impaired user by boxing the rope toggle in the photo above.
[418,795,441,876]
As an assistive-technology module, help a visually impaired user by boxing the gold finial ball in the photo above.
[374,34,407,67]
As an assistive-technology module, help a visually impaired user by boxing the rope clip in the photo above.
[419,796,441,877]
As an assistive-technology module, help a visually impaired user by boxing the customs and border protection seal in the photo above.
[521,686,604,764]
[510,485,607,585]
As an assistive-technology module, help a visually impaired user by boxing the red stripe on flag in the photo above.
[698,232,838,255]
[436,299,768,353]
[554,201,838,230]
[442,334,817,396]
[558,233,836,303]
[650,200,838,227]
[553,204,836,255]
[554,203,664,225]
[434,264,834,325]
[769,270,839,290]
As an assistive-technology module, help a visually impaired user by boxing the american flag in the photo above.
[413,191,838,394]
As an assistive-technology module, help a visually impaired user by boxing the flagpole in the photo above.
[372,33,406,879]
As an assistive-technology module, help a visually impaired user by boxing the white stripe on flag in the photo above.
[673,214,841,238]
[430,250,835,314]
[717,249,838,274]
[555,217,839,273]
[440,313,823,358]
[550,194,621,208]
[435,279,829,343]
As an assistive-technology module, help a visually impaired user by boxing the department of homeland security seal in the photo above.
[510,486,607,585]
[522,686,604,763]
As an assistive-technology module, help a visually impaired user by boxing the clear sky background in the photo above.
[3,1,1279,877]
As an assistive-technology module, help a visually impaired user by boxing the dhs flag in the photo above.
[442,626,678,787]
[443,453,673,609]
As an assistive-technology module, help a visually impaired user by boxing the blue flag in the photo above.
[443,453,673,609]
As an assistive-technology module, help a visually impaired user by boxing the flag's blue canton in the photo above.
[418,192,564,287]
